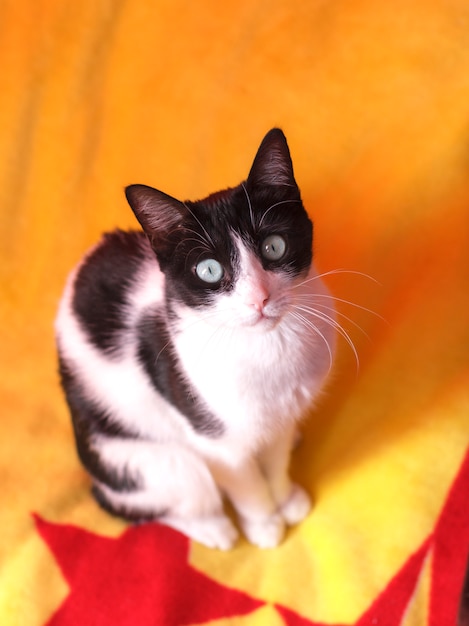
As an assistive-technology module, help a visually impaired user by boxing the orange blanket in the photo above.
[1,1,468,624]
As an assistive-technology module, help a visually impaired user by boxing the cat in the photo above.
[55,128,336,550]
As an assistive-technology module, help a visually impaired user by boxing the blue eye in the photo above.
[261,235,286,261]
[195,258,224,283]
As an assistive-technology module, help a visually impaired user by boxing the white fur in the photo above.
[55,238,335,549]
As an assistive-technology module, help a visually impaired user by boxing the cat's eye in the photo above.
[261,235,286,261]
[195,258,224,284]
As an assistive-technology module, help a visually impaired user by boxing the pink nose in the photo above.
[251,296,269,312]
[247,284,270,312]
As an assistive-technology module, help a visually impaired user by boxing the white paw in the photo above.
[280,484,312,526]
[240,513,286,549]
[164,514,239,550]
[208,517,240,550]
[202,515,240,550]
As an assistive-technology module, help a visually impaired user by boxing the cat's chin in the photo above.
[242,312,282,332]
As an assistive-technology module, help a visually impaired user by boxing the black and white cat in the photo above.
[55,128,336,550]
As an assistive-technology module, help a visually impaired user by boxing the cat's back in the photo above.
[56,229,163,356]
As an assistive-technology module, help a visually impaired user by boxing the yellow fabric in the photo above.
[1,1,468,624]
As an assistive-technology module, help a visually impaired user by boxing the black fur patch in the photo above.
[91,484,166,523]
[158,182,312,311]
[58,353,142,492]
[136,311,225,438]
[72,230,150,356]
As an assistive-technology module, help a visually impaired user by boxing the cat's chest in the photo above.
[172,319,318,429]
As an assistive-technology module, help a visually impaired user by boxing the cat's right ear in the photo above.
[125,184,187,258]
[247,128,297,189]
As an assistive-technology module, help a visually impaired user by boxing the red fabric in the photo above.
[34,516,262,625]
[34,448,469,625]
[278,448,469,625]
[429,449,469,626]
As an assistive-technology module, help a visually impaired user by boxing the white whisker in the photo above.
[294,304,360,370]
[258,199,301,230]
[154,336,172,366]
[293,296,371,339]
[241,183,256,232]
[183,202,215,248]
[308,293,387,323]
[288,310,334,375]
[184,228,213,248]
[174,239,209,256]
[294,268,381,290]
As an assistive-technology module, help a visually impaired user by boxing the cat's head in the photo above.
[125,128,313,330]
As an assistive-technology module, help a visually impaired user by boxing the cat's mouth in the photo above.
[245,309,282,330]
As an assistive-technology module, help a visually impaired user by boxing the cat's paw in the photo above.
[280,484,312,526]
[206,516,240,550]
[164,514,239,550]
[202,516,240,551]
[240,513,286,549]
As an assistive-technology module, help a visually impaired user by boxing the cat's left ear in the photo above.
[247,128,298,189]
[125,184,187,261]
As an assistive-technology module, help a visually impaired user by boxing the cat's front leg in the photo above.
[259,425,312,527]
[90,438,239,550]
[210,457,285,549]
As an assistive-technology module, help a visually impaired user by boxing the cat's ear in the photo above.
[247,128,297,189]
[125,184,187,257]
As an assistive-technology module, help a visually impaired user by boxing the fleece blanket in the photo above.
[1,1,468,624]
